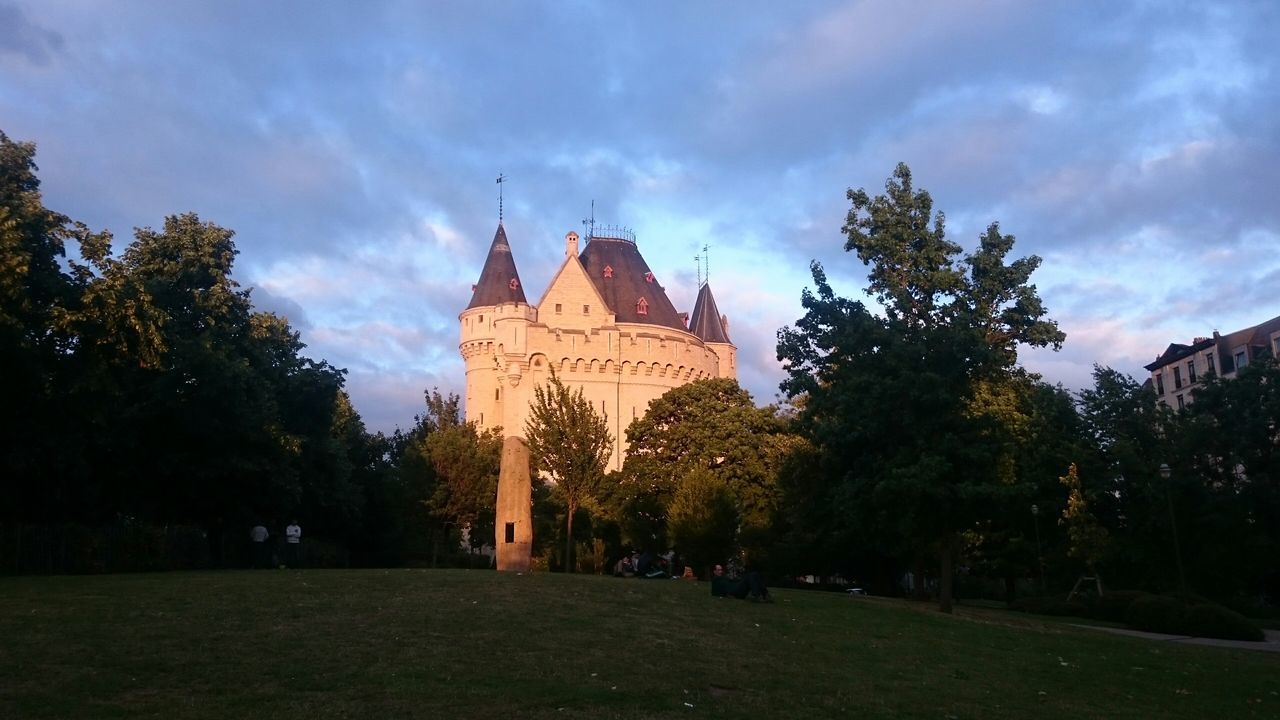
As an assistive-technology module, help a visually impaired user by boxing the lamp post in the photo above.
[1158,463,1188,595]
[1031,504,1045,595]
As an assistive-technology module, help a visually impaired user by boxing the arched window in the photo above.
[603,265,614,278]
[636,297,649,316]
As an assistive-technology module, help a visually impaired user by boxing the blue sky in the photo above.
[3,1,1277,434]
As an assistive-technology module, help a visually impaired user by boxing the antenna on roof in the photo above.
[496,173,507,222]
[581,199,595,240]
[703,244,710,284]
[694,252,702,287]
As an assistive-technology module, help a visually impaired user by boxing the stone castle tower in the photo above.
[459,222,736,570]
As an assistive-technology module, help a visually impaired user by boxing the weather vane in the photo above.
[496,173,507,222]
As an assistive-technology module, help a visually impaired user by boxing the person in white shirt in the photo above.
[284,521,302,568]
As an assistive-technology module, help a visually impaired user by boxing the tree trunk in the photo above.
[939,534,957,614]
[564,501,575,573]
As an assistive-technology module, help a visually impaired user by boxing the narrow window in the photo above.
[1187,360,1196,384]
[555,303,562,313]
[603,265,614,278]
[480,412,484,424]
[1176,394,1185,410]
[504,523,515,544]
[636,297,649,316]
[1173,366,1182,389]
[1207,353,1215,374]
[1155,373,1164,395]
[495,388,501,401]
[583,304,590,314]
[1235,350,1247,370]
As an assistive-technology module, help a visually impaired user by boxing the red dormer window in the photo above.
[644,272,655,283]
[603,265,614,279]
[509,278,519,289]
[471,284,477,292]
[636,297,649,316]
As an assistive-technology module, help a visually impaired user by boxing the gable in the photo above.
[537,254,614,330]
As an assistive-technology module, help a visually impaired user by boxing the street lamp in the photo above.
[1158,463,1188,595]
[1031,504,1046,595]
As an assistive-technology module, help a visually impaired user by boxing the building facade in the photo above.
[1145,314,1280,410]
[459,223,736,471]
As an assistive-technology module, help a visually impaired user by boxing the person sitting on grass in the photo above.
[710,563,772,602]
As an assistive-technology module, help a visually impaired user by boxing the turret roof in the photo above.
[578,236,685,331]
[466,223,527,309]
[689,282,731,344]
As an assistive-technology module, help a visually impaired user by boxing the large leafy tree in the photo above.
[615,378,796,563]
[525,370,613,572]
[777,163,1064,612]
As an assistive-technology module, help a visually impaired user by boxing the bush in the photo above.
[1183,604,1265,642]
[1009,595,1087,618]
[1089,590,1149,623]
[1125,595,1188,634]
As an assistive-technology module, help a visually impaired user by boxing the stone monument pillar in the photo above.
[495,435,533,571]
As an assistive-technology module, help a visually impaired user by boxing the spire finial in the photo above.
[702,244,710,283]
[496,173,507,222]
[581,199,595,239]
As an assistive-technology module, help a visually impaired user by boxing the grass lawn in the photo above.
[1,569,1276,719]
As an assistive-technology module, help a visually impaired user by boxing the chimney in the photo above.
[565,231,579,258]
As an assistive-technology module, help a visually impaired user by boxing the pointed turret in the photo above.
[689,282,731,343]
[467,223,527,309]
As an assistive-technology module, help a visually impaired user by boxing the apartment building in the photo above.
[1145,313,1280,410]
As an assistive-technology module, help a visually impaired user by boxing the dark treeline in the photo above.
[0,132,483,572]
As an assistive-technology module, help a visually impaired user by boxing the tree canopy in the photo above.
[777,163,1064,612]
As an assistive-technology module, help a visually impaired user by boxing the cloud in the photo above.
[0,2,63,65]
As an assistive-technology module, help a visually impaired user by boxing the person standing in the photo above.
[250,523,270,568]
[285,520,302,568]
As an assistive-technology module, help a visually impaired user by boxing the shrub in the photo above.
[1009,595,1087,618]
[1089,590,1149,623]
[1125,595,1188,634]
[1183,604,1264,642]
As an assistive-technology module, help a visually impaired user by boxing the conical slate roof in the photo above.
[467,223,527,309]
[578,236,685,331]
[689,282,731,343]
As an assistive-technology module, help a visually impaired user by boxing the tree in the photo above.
[616,378,795,563]
[525,370,613,572]
[777,163,1064,612]
[1059,463,1109,591]
[667,467,739,578]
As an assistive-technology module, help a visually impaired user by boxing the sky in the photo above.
[3,1,1277,434]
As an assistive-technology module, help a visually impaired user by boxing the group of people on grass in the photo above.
[612,550,772,602]
[612,550,678,579]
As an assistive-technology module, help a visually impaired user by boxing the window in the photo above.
[583,304,589,314]
[644,272,655,283]
[555,303,562,313]
[508,278,519,289]
[504,523,515,544]
[1155,373,1165,395]
[495,388,500,401]
[603,265,614,278]
[1176,394,1185,410]
[636,297,649,316]
[1207,353,1215,374]
[1235,350,1247,370]
[1187,360,1196,384]
[1173,366,1182,389]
